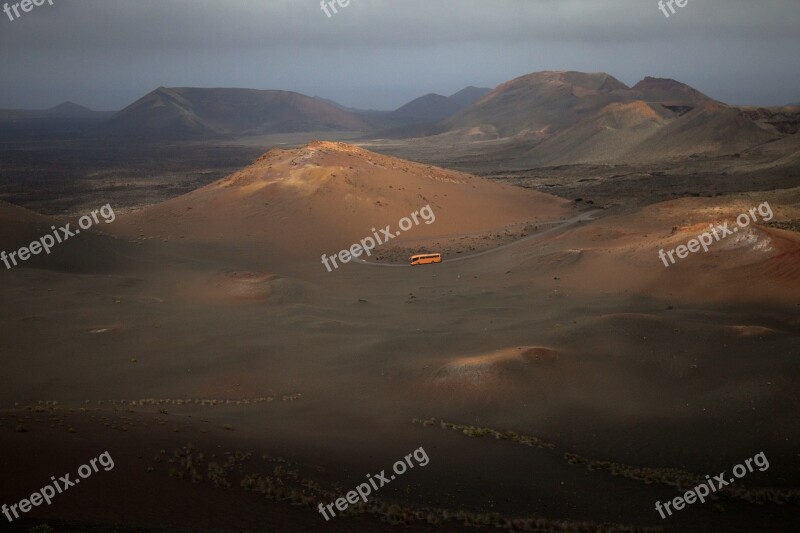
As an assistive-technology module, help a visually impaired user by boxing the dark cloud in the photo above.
[1,0,798,109]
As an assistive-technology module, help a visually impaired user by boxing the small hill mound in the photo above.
[431,346,561,388]
[112,142,570,263]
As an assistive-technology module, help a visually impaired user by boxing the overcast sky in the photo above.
[1,0,798,111]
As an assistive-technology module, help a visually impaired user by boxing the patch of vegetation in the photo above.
[565,453,800,505]
[411,417,555,449]
[765,220,800,232]
[414,417,800,506]
[169,443,657,532]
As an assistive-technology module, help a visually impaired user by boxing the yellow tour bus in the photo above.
[410,253,442,266]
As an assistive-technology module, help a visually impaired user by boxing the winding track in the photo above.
[353,210,599,268]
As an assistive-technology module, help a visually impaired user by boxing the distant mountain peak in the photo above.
[448,86,492,107]
[45,101,104,118]
[632,77,714,105]
[633,76,693,91]
[506,71,629,91]
[386,87,491,127]
[97,87,371,140]
[48,101,89,111]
